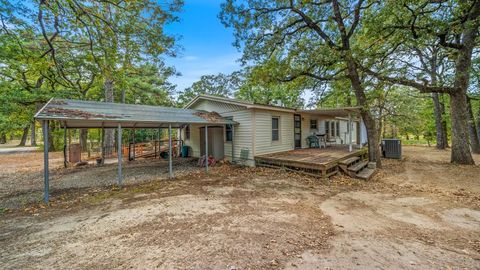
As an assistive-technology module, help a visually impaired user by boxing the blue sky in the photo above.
[164,0,242,94]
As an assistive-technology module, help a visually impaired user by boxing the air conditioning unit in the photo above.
[381,139,402,159]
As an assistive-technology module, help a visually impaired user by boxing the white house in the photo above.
[181,95,367,166]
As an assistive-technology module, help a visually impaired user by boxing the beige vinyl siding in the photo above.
[191,99,245,114]
[182,124,202,157]
[183,97,362,166]
[222,109,254,165]
[318,119,326,134]
[184,99,255,165]
[301,114,311,148]
[254,109,294,155]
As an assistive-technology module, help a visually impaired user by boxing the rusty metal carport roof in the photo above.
[34,98,238,128]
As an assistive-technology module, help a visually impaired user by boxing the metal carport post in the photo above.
[205,125,208,173]
[42,120,49,203]
[35,98,238,203]
[117,123,123,185]
[231,124,235,163]
[168,124,173,178]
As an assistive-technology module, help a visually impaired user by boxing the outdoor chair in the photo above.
[326,134,337,146]
[307,135,320,148]
[316,134,327,148]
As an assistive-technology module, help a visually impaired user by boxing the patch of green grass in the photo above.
[402,139,431,146]
[86,189,122,204]
[0,207,7,215]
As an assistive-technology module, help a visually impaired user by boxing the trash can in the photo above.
[381,139,402,159]
[181,145,190,158]
[160,151,169,159]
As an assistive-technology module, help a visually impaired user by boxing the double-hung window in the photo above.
[185,125,190,140]
[225,117,233,142]
[272,117,279,141]
[310,119,317,129]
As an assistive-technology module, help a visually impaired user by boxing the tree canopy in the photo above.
[0,0,479,166]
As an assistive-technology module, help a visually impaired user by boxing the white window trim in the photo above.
[272,116,280,142]
[224,116,233,143]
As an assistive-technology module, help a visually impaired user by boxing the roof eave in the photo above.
[34,115,237,125]
[188,94,297,113]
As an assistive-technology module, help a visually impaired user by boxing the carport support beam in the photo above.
[179,127,182,157]
[158,127,161,159]
[205,125,208,173]
[117,124,123,185]
[168,124,173,178]
[231,125,235,163]
[101,126,105,165]
[348,113,353,152]
[132,127,136,160]
[42,120,49,204]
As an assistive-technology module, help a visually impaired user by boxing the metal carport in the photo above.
[34,98,238,203]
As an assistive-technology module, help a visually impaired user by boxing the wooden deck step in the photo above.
[356,167,376,180]
[339,156,360,166]
[348,160,368,173]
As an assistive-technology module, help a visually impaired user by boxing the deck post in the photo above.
[42,120,49,203]
[348,113,353,152]
[63,123,67,168]
[168,124,173,178]
[117,124,122,185]
[231,124,235,163]
[205,125,208,173]
[154,131,158,159]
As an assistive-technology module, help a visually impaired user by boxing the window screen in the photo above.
[272,117,279,141]
[225,117,233,142]
[185,125,190,140]
[310,119,317,129]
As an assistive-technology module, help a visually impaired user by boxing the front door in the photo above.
[294,114,302,149]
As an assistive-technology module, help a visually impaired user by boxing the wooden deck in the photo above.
[254,146,368,178]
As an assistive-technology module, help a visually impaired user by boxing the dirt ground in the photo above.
[0,152,198,208]
[1,146,479,269]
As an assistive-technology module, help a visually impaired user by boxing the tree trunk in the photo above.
[0,132,6,144]
[432,93,447,149]
[345,55,381,168]
[449,91,474,164]
[80,129,88,152]
[447,8,478,164]
[477,102,480,143]
[48,121,56,152]
[441,94,449,148]
[31,122,37,146]
[18,125,29,146]
[466,97,480,154]
[103,78,115,157]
